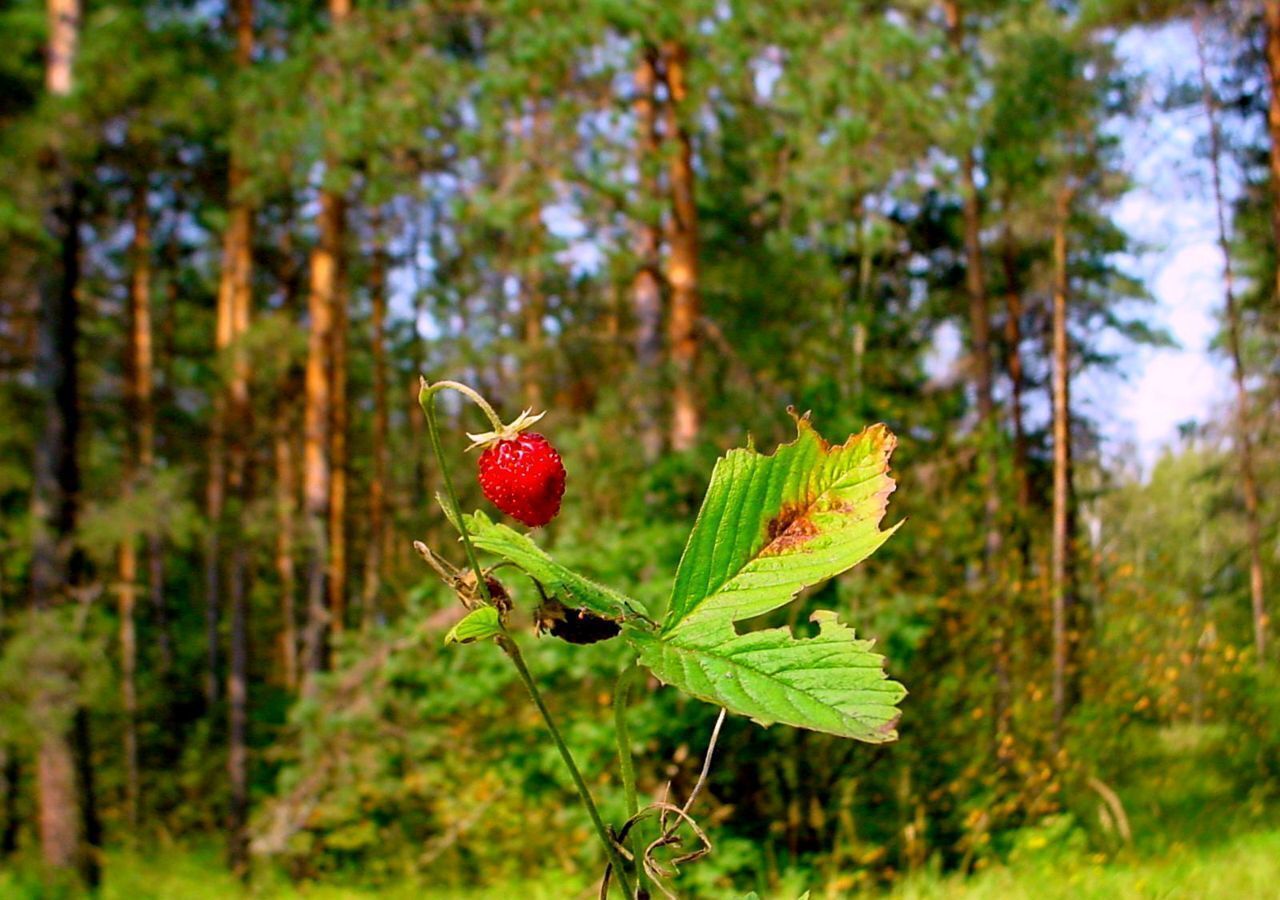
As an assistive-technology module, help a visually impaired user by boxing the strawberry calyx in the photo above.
[465,407,547,452]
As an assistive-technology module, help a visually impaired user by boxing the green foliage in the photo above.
[632,415,905,741]
[460,510,648,622]
[444,606,503,645]
[1,0,1277,895]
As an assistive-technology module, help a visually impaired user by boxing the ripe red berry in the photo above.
[476,432,566,527]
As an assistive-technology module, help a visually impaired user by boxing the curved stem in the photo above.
[418,381,491,603]
[500,634,635,898]
[615,665,643,820]
[418,378,629,894]
[615,663,648,894]
[420,377,506,432]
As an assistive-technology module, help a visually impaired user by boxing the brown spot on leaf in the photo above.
[760,500,820,557]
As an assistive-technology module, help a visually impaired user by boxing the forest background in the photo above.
[2,0,1280,896]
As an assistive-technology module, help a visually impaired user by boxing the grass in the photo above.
[2,727,1275,899]
[886,829,1280,900]
[2,824,1278,899]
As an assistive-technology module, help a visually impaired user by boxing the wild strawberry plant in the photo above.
[417,379,906,898]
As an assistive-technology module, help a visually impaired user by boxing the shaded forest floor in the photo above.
[2,725,1276,898]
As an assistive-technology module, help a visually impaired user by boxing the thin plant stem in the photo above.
[501,634,635,899]
[418,379,491,603]
[615,663,648,893]
[422,378,506,432]
[418,377,631,897]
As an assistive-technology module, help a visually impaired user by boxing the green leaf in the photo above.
[458,510,649,624]
[632,415,905,742]
[444,607,502,645]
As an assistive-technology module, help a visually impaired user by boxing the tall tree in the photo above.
[1050,182,1077,746]
[1196,13,1268,661]
[30,0,100,885]
[999,224,1032,540]
[117,186,154,831]
[220,0,256,874]
[363,226,389,630]
[633,44,664,460]
[1264,0,1280,301]
[942,0,1009,742]
[662,40,701,452]
[302,0,351,686]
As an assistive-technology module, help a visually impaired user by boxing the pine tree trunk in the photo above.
[116,541,139,830]
[944,0,1008,746]
[117,187,153,832]
[275,427,298,689]
[1,751,18,856]
[301,192,342,685]
[522,246,545,411]
[662,41,701,452]
[363,234,389,631]
[205,216,233,703]
[328,243,348,639]
[1264,0,1280,302]
[1050,184,1077,748]
[303,0,350,679]
[274,216,302,689]
[1000,225,1032,561]
[226,543,250,877]
[1197,17,1268,661]
[32,0,98,884]
[633,46,664,461]
[222,0,255,874]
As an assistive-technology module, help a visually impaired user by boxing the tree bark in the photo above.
[301,190,343,685]
[1050,183,1077,747]
[207,0,256,713]
[1264,0,1280,302]
[661,41,701,453]
[31,0,98,885]
[117,188,153,832]
[1197,15,1268,661]
[327,233,348,640]
[944,0,1008,747]
[633,46,664,461]
[222,0,255,875]
[226,542,250,877]
[117,542,139,831]
[275,427,299,689]
[1,751,17,856]
[363,233,389,631]
[303,0,350,681]
[522,242,546,411]
[1000,224,1032,559]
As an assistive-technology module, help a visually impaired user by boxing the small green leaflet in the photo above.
[444,606,502,645]
[455,510,647,624]
[630,414,906,742]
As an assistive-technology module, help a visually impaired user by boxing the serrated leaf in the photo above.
[631,611,905,741]
[458,510,649,624]
[444,606,502,645]
[664,417,900,638]
[633,416,905,742]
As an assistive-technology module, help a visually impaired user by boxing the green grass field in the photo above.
[3,726,1275,899]
[3,828,1278,900]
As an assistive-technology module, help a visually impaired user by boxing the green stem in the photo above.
[418,377,631,896]
[615,663,647,894]
[421,378,506,431]
[500,635,635,898]
[615,665,642,820]
[418,379,491,603]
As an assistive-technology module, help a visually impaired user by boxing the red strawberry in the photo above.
[476,432,566,527]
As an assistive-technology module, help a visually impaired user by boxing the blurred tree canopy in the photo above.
[0,0,1277,895]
